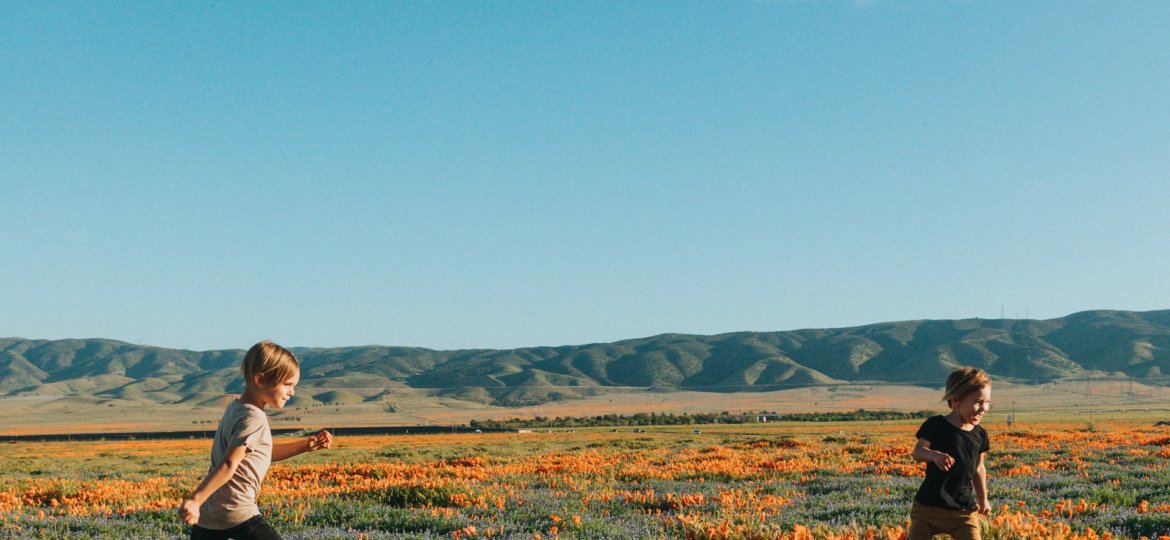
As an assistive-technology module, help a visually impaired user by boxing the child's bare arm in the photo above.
[974,451,990,513]
[178,444,248,525]
[272,430,333,462]
[911,437,955,471]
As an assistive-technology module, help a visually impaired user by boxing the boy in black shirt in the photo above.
[909,367,991,540]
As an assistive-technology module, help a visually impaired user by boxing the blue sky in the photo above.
[2,2,1168,351]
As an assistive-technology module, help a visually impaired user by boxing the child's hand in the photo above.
[178,498,200,525]
[930,450,955,471]
[307,430,333,451]
[978,499,992,515]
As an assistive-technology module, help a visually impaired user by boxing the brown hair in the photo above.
[242,341,299,387]
[942,367,990,404]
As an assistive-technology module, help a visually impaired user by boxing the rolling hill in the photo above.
[2,309,1169,407]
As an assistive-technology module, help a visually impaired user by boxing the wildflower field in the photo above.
[2,419,1170,539]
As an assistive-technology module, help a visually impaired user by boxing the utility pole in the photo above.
[1087,377,1093,423]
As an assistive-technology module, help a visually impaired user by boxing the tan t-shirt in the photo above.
[198,399,273,530]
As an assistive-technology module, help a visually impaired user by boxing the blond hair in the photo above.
[242,341,299,387]
[942,367,990,404]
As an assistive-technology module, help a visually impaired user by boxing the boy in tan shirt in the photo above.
[179,341,332,540]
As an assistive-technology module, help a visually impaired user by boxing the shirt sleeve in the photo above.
[227,408,267,451]
[915,416,937,442]
[980,427,990,453]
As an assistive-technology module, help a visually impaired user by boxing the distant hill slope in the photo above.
[3,309,1169,406]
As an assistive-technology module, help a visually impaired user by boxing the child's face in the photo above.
[256,370,300,409]
[950,385,991,426]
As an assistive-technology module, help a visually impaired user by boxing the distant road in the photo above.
[0,425,515,442]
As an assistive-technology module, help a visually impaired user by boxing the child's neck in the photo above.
[238,389,267,409]
[945,411,974,431]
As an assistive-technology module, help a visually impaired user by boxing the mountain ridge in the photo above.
[3,309,1169,406]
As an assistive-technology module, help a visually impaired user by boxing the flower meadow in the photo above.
[2,420,1170,539]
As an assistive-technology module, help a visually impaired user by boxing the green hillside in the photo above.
[2,309,1168,406]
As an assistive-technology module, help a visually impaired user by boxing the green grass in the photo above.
[4,421,1170,538]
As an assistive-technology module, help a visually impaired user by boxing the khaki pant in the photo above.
[908,501,982,540]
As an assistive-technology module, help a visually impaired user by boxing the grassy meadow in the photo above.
[4,416,1170,539]
[5,379,1168,436]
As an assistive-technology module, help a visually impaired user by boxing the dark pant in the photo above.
[191,514,283,540]
[908,501,982,540]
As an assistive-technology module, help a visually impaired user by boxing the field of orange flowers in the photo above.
[2,419,1170,539]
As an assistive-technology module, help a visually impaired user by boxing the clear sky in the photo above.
[2,2,1168,352]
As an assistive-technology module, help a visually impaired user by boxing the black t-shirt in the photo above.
[913,415,990,510]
